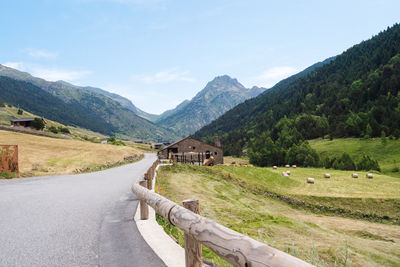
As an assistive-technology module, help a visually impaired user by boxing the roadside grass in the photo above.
[0,130,144,177]
[309,138,400,176]
[156,164,400,266]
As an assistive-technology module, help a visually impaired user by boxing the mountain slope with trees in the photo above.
[156,75,266,137]
[193,24,400,167]
[0,64,159,122]
[0,69,177,141]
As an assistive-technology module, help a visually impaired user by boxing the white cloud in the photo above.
[27,49,58,59]
[30,67,92,82]
[3,62,25,70]
[255,66,298,88]
[2,62,91,82]
[132,68,196,84]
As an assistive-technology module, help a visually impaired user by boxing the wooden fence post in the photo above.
[183,198,202,267]
[139,180,149,220]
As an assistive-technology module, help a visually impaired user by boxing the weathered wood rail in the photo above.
[171,152,208,165]
[132,159,314,267]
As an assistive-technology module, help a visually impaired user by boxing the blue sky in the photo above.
[1,0,399,114]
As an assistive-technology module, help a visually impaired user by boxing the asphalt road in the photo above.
[0,153,166,267]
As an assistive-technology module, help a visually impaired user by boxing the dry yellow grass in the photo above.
[0,130,141,176]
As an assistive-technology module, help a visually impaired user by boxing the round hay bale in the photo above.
[292,165,297,168]
[282,171,289,177]
[307,177,315,184]
[286,170,291,175]
[366,173,373,179]
[272,166,277,169]
[352,173,358,178]
[324,173,331,178]
[285,164,290,168]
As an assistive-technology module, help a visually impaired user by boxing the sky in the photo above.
[1,0,400,114]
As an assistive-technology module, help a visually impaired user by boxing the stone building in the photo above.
[158,137,223,164]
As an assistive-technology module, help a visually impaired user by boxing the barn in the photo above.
[158,137,223,165]
[10,118,35,128]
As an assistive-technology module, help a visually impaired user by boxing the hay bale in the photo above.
[352,173,358,178]
[292,165,297,168]
[272,166,277,169]
[286,170,291,175]
[285,164,290,168]
[307,177,315,184]
[282,172,289,177]
[324,173,331,178]
[366,173,374,179]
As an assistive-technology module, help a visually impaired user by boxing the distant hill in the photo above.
[80,86,159,122]
[155,75,266,137]
[0,65,158,122]
[0,66,177,141]
[193,23,400,159]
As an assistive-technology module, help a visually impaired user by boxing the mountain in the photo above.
[0,65,177,141]
[81,86,159,122]
[155,75,266,137]
[0,65,158,122]
[193,23,400,159]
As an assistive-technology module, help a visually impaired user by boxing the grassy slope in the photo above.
[0,130,145,177]
[0,105,109,140]
[309,138,400,175]
[156,164,400,267]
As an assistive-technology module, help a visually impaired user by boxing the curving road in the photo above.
[0,153,166,267]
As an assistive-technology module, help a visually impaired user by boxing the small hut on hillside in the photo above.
[158,136,223,165]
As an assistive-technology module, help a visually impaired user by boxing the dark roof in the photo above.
[160,137,221,151]
[11,118,35,122]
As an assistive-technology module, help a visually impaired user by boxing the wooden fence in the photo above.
[170,152,208,165]
[132,159,314,267]
[0,145,19,173]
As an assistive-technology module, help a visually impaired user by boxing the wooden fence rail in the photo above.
[132,160,313,267]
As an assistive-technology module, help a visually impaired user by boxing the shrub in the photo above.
[0,99,5,107]
[285,142,320,167]
[391,166,399,172]
[332,152,356,170]
[322,156,336,169]
[107,136,126,146]
[48,126,58,134]
[31,118,45,130]
[17,108,23,115]
[356,154,381,171]
[58,126,70,134]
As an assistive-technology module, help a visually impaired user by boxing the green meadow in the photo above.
[156,163,400,267]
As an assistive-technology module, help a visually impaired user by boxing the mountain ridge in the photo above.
[0,65,177,141]
[155,75,267,137]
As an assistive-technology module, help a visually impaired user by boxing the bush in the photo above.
[0,99,5,107]
[332,152,356,170]
[58,126,70,134]
[322,156,336,169]
[356,154,381,171]
[48,126,58,134]
[107,136,126,146]
[285,142,320,167]
[17,108,23,115]
[31,118,45,130]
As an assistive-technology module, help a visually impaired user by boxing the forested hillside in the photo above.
[0,75,177,141]
[194,24,400,166]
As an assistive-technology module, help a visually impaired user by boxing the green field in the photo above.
[309,138,400,176]
[156,164,400,267]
